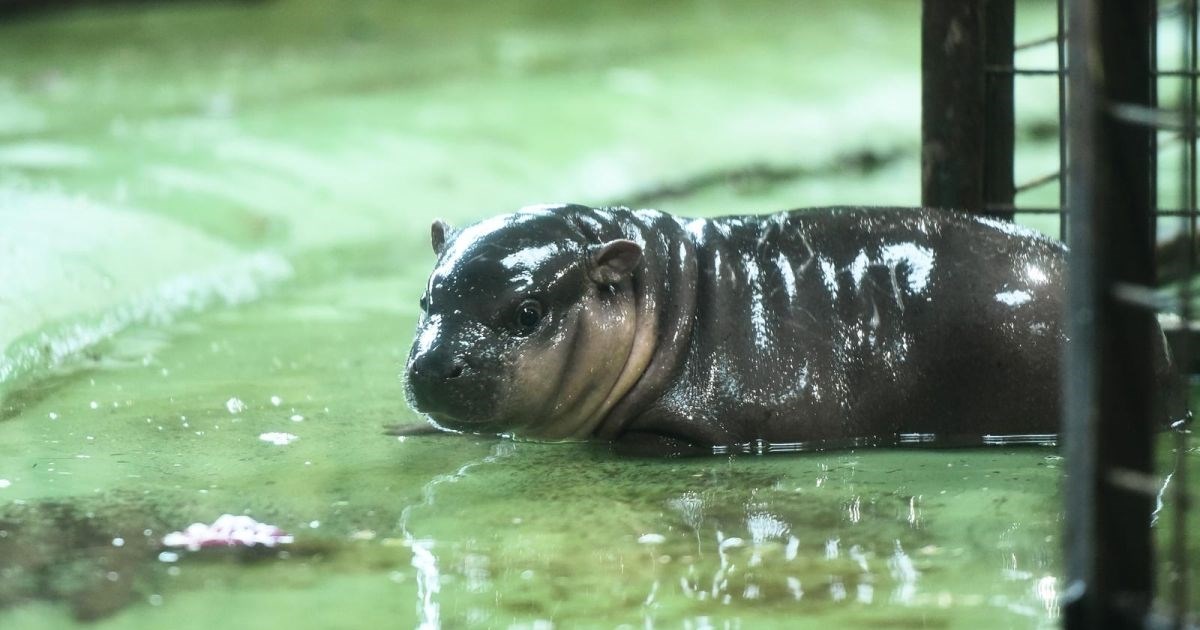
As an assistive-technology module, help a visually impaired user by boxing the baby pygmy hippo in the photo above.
[403,203,1181,455]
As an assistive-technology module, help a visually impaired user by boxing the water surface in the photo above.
[6,259,1191,629]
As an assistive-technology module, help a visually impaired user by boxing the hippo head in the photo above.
[404,204,645,440]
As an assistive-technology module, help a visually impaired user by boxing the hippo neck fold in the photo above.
[587,208,698,440]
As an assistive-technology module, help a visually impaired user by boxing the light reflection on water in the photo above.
[383,438,1070,628]
[398,442,518,629]
[712,433,1059,455]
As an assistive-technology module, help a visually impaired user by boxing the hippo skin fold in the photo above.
[403,204,1183,455]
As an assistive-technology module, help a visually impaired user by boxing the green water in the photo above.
[1,0,1196,628]
[1,265,1072,629]
[2,258,1198,628]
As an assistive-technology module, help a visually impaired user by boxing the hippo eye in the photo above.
[513,299,544,335]
[419,295,429,312]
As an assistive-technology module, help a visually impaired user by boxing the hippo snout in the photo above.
[405,347,495,428]
[409,350,468,381]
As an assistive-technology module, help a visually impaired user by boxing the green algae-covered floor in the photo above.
[1,1,1196,628]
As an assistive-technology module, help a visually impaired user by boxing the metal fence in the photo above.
[922,1,1195,627]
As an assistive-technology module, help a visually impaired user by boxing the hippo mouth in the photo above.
[420,409,497,433]
[404,355,504,428]
[406,378,506,433]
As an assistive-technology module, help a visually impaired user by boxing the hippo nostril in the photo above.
[412,352,468,380]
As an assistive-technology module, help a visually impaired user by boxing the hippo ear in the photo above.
[431,220,453,255]
[589,239,642,284]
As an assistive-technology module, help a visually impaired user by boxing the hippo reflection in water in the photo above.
[403,204,1183,455]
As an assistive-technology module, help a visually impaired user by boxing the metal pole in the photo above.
[1171,2,1196,625]
[983,0,1016,218]
[1063,0,1158,627]
[922,0,979,213]
[921,0,1015,218]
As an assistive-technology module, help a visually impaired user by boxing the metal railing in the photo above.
[923,0,1195,626]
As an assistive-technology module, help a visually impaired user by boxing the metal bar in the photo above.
[1059,0,1069,240]
[986,66,1064,76]
[922,0,986,213]
[984,0,1016,218]
[992,68,1200,78]
[1110,102,1190,130]
[988,204,1200,216]
[986,204,1065,214]
[1163,0,1188,20]
[1063,1,1158,629]
[1015,170,1060,194]
[1171,0,1196,624]
[1009,135,1181,202]
[1151,1,1159,255]
[1016,32,1062,52]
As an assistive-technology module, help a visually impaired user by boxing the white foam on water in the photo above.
[225,397,246,414]
[0,141,92,169]
[258,432,298,446]
[0,251,292,391]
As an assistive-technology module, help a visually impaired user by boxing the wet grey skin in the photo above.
[404,203,1182,455]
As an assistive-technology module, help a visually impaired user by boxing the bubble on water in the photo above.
[668,492,704,529]
[290,414,304,422]
[309,520,320,529]
[225,397,247,414]
[270,395,282,407]
[786,535,800,560]
[0,480,11,489]
[747,512,790,544]
[48,412,58,420]
[718,537,745,550]
[830,579,847,601]
[89,401,98,410]
[258,432,298,446]
[112,537,125,547]
[825,537,840,560]
[787,576,804,600]
[638,533,666,545]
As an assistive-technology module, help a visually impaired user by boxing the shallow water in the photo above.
[1,254,1194,629]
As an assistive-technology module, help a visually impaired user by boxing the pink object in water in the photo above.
[162,514,294,551]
